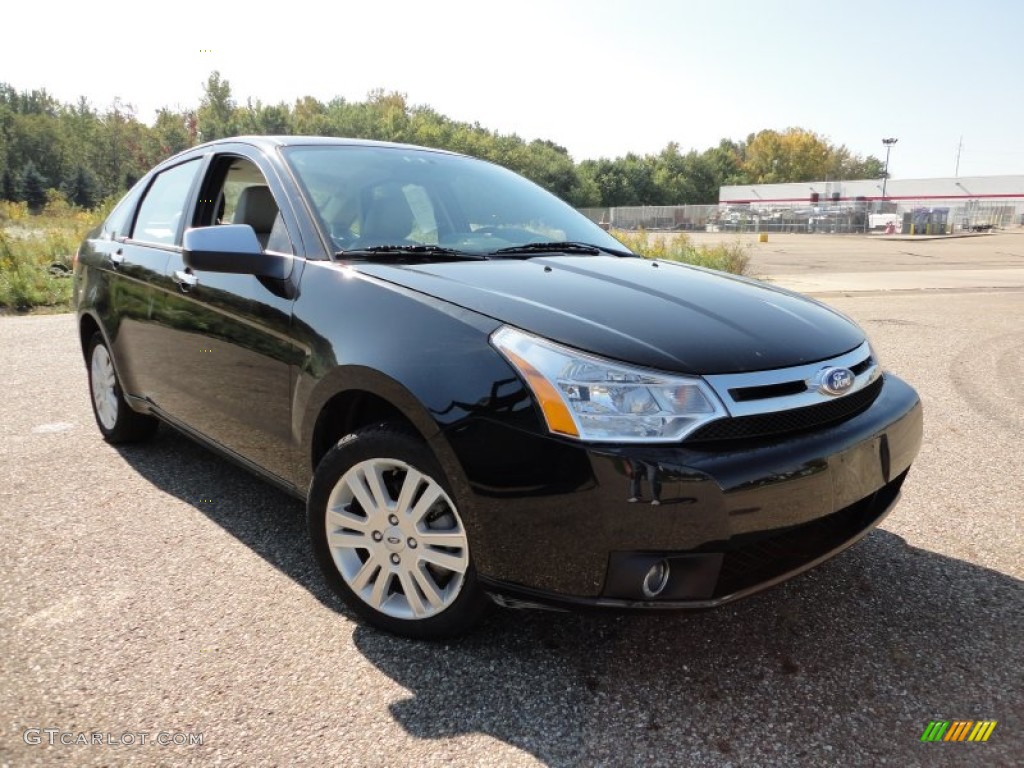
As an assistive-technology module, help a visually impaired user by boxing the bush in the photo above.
[0,209,102,311]
[611,229,750,275]
[0,200,30,223]
[0,231,72,310]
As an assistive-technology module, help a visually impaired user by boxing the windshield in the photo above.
[281,144,630,257]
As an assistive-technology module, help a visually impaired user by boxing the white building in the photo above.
[720,175,1024,231]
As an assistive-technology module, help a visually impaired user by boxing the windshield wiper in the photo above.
[336,245,487,262]
[488,241,635,258]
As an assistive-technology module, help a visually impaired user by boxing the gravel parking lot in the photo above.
[2,240,1022,766]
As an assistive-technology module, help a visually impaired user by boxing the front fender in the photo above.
[290,263,539,497]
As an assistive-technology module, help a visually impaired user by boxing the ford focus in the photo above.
[73,136,923,638]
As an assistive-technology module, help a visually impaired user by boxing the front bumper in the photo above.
[445,373,923,609]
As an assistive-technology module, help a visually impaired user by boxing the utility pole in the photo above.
[881,137,898,200]
[955,135,963,177]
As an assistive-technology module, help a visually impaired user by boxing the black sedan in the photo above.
[73,136,923,638]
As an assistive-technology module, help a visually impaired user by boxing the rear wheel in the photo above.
[86,332,158,443]
[308,425,487,639]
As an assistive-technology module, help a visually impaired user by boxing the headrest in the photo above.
[361,187,415,243]
[234,186,278,234]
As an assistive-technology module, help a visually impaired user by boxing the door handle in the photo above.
[110,250,125,266]
[173,269,198,291]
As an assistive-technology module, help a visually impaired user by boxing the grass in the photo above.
[0,198,103,312]
[611,229,750,275]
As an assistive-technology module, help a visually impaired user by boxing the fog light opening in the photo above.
[641,559,671,598]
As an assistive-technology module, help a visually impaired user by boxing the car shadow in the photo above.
[352,539,1023,766]
[114,428,340,608]
[116,428,1023,766]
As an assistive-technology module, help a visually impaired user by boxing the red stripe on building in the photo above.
[722,193,1024,204]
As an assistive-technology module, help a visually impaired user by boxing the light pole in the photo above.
[881,137,898,200]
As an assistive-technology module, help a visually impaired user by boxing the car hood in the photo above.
[355,256,865,374]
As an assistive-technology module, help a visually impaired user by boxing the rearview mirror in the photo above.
[182,225,292,280]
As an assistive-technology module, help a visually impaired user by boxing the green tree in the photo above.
[93,99,133,196]
[1,167,21,201]
[652,143,707,204]
[705,139,747,186]
[291,95,329,135]
[236,99,290,135]
[61,165,100,208]
[742,128,882,184]
[743,128,832,183]
[5,112,67,190]
[521,139,579,202]
[844,154,885,179]
[197,71,235,141]
[620,154,660,204]
[365,90,411,142]
[152,109,192,156]
[679,151,720,203]
[578,158,629,206]
[0,75,898,214]
[56,97,101,177]
[21,161,48,211]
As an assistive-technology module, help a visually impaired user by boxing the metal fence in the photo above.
[579,205,719,232]
[579,200,1024,235]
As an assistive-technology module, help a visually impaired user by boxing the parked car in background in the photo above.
[74,136,923,638]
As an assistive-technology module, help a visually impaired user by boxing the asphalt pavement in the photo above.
[1,245,1022,766]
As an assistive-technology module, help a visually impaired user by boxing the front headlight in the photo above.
[491,326,728,442]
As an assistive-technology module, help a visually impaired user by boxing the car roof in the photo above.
[189,135,464,156]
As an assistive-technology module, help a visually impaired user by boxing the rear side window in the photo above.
[101,183,145,240]
[131,160,202,245]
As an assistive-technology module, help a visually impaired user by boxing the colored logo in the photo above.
[920,720,997,742]
[817,366,855,396]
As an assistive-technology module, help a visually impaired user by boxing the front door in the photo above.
[153,150,306,482]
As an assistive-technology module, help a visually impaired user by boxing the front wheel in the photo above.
[307,425,488,639]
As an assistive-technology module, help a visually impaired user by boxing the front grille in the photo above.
[729,380,808,402]
[850,355,874,376]
[688,376,883,443]
[712,470,906,598]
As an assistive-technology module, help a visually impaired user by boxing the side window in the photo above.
[201,157,294,255]
[131,160,202,245]
[101,182,145,240]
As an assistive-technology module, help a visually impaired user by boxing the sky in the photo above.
[4,0,1024,180]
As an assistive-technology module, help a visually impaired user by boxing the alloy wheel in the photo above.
[90,344,119,431]
[325,457,470,620]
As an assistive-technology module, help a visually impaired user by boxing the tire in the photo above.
[308,425,488,639]
[86,332,158,444]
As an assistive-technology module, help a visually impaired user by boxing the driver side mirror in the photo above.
[182,225,292,280]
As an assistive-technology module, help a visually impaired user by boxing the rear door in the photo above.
[110,157,205,404]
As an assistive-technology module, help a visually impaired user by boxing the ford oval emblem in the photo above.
[818,367,855,396]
